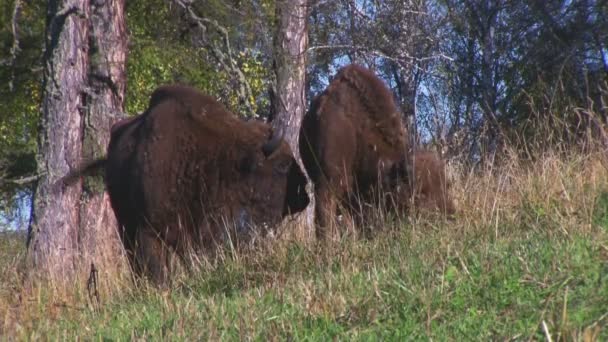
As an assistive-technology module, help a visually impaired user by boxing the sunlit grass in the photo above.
[1,145,607,340]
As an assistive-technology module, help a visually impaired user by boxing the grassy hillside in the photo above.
[1,149,607,340]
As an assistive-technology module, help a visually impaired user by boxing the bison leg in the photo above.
[134,229,171,286]
[315,184,338,241]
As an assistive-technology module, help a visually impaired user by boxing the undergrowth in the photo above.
[1,148,607,340]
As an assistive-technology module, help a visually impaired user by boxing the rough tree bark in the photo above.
[78,0,127,273]
[27,0,127,284]
[273,0,313,232]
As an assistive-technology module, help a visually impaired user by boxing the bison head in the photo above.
[232,127,309,239]
[384,150,456,217]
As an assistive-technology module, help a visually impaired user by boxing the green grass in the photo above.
[1,150,608,340]
[2,226,606,340]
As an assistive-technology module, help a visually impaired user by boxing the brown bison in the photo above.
[300,65,456,238]
[299,64,410,238]
[385,150,456,217]
[63,84,309,284]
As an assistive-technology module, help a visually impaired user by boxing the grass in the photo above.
[1,148,607,340]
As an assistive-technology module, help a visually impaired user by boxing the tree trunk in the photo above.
[27,0,91,283]
[478,0,500,155]
[273,0,313,235]
[78,0,127,276]
[393,66,419,148]
[27,0,127,285]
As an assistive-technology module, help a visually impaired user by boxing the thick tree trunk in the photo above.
[78,0,127,274]
[27,0,127,285]
[273,0,313,234]
[28,0,91,282]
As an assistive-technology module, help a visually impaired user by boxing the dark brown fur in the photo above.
[385,150,456,216]
[65,85,309,285]
[300,64,409,238]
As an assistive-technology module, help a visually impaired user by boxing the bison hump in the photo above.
[325,64,408,154]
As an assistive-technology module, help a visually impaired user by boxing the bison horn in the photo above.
[262,128,285,157]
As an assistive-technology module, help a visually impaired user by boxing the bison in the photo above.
[299,64,410,239]
[63,84,309,284]
[300,65,456,238]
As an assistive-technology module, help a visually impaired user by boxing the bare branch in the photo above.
[173,0,257,117]
[307,44,453,65]
[0,174,42,186]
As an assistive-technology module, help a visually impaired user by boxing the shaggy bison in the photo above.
[299,64,410,238]
[300,65,456,238]
[64,85,309,284]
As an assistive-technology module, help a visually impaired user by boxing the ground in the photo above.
[1,149,607,340]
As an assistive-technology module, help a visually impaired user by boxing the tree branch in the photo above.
[0,174,42,186]
[173,0,257,117]
[307,44,453,65]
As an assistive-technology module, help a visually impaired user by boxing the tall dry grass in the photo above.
[448,147,607,234]
[1,110,607,338]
